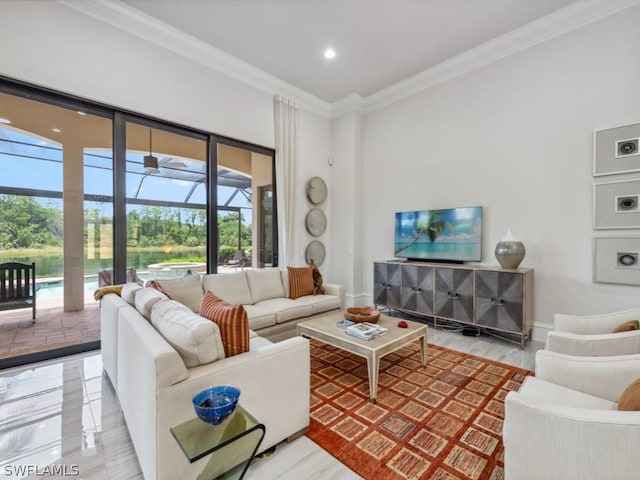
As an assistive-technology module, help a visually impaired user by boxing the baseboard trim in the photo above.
[345,292,369,307]
[532,322,553,344]
[286,426,309,443]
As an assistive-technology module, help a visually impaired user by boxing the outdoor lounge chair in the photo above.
[0,262,37,322]
[98,267,143,287]
[225,250,245,269]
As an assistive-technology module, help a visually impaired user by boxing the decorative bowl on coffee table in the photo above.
[192,385,240,425]
[344,306,381,324]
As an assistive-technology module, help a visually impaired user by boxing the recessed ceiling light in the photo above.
[77,111,86,116]
[0,117,10,124]
[324,48,336,59]
[52,128,61,133]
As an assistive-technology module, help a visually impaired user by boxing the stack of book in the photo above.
[345,322,388,340]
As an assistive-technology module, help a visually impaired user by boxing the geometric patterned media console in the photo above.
[374,261,534,346]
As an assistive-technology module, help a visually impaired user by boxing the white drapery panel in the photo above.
[274,95,298,267]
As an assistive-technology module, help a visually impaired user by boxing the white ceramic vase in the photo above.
[494,229,525,269]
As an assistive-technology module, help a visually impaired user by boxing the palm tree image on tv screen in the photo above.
[394,207,482,262]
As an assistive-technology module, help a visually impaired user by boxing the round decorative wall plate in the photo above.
[305,208,327,237]
[305,240,326,266]
[306,176,327,205]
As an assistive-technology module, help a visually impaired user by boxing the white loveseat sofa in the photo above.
[100,269,344,480]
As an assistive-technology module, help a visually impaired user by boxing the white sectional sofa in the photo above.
[201,268,344,342]
[100,269,344,480]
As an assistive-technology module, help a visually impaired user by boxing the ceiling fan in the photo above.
[143,129,187,173]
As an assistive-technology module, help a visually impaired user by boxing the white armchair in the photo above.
[546,308,640,356]
[504,350,640,480]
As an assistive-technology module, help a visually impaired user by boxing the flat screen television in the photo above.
[394,206,482,262]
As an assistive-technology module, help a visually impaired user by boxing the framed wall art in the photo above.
[594,178,640,229]
[594,121,640,176]
[594,236,640,286]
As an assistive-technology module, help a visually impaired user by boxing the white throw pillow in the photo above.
[121,283,143,305]
[202,272,253,305]
[151,274,204,313]
[134,287,167,319]
[281,270,290,298]
[151,299,225,367]
[246,269,285,303]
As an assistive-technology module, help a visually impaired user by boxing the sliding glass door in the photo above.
[123,121,208,283]
[0,78,278,365]
[216,142,276,270]
[0,90,113,310]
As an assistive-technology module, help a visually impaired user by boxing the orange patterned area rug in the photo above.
[305,339,532,480]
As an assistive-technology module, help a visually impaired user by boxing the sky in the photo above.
[0,127,252,224]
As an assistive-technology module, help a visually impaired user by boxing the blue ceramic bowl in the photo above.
[192,385,240,425]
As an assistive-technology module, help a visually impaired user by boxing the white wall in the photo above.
[295,109,332,268]
[0,1,333,276]
[330,111,364,304]
[0,1,273,146]
[359,6,640,339]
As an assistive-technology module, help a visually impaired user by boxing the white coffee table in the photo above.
[297,311,427,403]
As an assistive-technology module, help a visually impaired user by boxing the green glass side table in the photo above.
[170,405,265,480]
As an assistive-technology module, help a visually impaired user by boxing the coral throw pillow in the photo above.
[288,266,315,299]
[613,320,640,333]
[618,378,640,411]
[199,291,249,357]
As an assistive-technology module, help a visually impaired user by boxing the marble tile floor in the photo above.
[0,325,542,480]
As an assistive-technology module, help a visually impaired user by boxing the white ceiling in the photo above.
[121,0,579,103]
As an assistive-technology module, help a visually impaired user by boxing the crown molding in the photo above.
[331,93,365,118]
[363,0,640,113]
[57,0,639,119]
[57,0,332,118]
